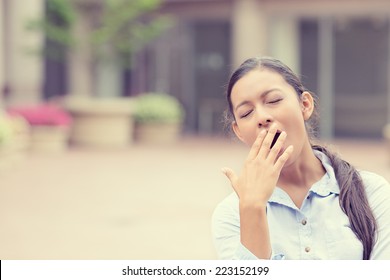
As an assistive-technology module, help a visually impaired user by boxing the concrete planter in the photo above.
[29,125,70,153]
[0,115,30,169]
[135,122,182,144]
[66,98,134,148]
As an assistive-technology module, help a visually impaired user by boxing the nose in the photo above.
[257,110,273,128]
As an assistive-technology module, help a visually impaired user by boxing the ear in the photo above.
[300,91,314,121]
[232,121,246,143]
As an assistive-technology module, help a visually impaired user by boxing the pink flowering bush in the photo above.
[7,104,72,127]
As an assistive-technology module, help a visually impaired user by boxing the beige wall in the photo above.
[264,0,390,17]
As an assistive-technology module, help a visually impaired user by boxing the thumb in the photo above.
[221,167,238,189]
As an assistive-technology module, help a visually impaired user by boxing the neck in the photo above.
[278,142,325,190]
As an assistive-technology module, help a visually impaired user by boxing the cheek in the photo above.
[245,134,258,147]
[243,132,257,147]
[236,122,258,146]
[283,105,306,130]
[285,119,307,145]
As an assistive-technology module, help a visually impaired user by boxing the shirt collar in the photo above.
[310,149,340,196]
[269,149,340,205]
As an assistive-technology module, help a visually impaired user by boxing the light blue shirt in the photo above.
[212,151,390,260]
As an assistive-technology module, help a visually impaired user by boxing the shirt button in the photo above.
[305,247,311,253]
[301,219,307,225]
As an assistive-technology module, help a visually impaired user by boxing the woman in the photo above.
[212,57,390,260]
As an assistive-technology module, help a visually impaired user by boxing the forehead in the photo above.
[231,69,291,101]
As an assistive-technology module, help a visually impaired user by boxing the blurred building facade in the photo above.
[1,0,390,138]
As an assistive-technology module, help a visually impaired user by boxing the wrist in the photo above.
[239,200,267,213]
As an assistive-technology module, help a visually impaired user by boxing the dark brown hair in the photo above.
[225,57,377,259]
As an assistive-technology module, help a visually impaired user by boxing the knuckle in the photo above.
[244,160,255,168]
[279,153,289,163]
[262,140,271,147]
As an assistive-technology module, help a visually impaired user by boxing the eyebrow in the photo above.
[234,88,279,111]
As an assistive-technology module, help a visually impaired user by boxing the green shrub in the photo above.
[133,93,184,123]
[0,114,14,146]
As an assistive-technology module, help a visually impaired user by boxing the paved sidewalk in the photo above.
[0,137,389,259]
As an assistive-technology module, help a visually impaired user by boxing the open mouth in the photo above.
[270,131,282,149]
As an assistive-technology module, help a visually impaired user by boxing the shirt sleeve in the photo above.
[362,172,390,259]
[211,193,284,260]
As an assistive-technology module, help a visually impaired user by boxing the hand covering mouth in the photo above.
[270,131,282,149]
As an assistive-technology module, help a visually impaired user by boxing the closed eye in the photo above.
[268,98,283,104]
[240,110,253,119]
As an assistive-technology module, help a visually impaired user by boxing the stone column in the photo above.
[231,0,269,68]
[269,17,300,74]
[68,7,93,98]
[4,0,44,106]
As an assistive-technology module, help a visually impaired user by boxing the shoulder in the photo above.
[359,170,390,208]
[359,170,390,192]
[213,192,239,216]
[212,192,239,224]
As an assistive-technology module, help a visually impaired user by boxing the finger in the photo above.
[274,145,294,171]
[246,130,266,161]
[257,124,278,159]
[221,167,239,193]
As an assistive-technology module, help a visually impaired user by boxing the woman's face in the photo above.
[230,69,314,163]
